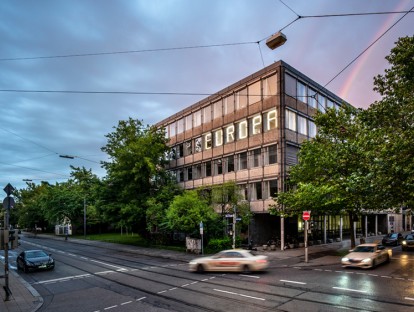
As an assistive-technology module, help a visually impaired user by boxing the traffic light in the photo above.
[1,229,9,250]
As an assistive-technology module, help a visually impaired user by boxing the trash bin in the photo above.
[360,237,366,244]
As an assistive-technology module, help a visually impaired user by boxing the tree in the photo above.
[101,118,170,232]
[165,190,218,236]
[361,35,414,213]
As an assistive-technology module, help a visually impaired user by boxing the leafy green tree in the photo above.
[361,35,414,213]
[101,118,170,233]
[165,190,218,236]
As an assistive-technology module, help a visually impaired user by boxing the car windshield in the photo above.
[353,246,375,253]
[389,234,398,238]
[26,251,48,258]
[405,235,414,240]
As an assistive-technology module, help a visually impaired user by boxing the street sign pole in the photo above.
[305,220,308,263]
[3,183,15,301]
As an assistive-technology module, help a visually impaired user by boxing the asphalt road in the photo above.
[6,235,414,312]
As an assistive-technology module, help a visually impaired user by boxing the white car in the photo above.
[341,243,392,269]
[189,249,268,273]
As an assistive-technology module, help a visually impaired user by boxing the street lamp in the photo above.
[266,32,287,50]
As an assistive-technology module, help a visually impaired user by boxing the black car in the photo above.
[381,233,403,246]
[17,250,55,273]
[402,234,414,251]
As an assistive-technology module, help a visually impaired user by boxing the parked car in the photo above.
[17,250,55,273]
[341,243,392,269]
[381,232,403,246]
[189,249,268,273]
[402,234,414,251]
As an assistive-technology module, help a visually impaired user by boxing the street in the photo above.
[4,234,414,312]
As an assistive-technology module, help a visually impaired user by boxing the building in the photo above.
[155,60,407,246]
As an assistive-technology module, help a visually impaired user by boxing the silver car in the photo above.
[341,243,392,269]
[189,249,268,273]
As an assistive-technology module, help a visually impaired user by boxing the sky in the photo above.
[1,0,413,192]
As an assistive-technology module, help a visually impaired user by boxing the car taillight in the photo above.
[256,259,267,263]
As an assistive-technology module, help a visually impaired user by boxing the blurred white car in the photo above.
[189,249,268,273]
[341,243,392,269]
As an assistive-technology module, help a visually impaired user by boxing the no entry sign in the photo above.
[303,211,311,221]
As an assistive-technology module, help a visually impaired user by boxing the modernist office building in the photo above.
[156,60,404,245]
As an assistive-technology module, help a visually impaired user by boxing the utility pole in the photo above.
[232,205,236,249]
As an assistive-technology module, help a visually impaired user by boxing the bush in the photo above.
[206,237,232,253]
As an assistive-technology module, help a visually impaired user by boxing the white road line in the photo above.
[95,270,116,275]
[405,297,414,301]
[136,297,146,301]
[169,287,178,291]
[32,274,91,284]
[121,301,132,305]
[157,290,167,294]
[280,279,306,285]
[240,274,260,278]
[381,276,392,278]
[104,305,117,310]
[214,289,265,301]
[182,283,190,287]
[333,287,367,293]
[90,260,127,271]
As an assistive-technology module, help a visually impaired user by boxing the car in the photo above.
[189,249,268,273]
[381,232,403,246]
[402,234,414,251]
[16,250,55,273]
[341,243,392,269]
[411,226,414,234]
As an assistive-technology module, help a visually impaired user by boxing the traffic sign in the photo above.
[3,197,15,209]
[303,211,311,221]
[3,183,15,196]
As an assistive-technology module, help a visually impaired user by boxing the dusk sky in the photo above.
[1,0,413,191]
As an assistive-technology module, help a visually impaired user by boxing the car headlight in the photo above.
[189,261,197,265]
[402,241,407,245]
[362,258,372,264]
[341,257,349,262]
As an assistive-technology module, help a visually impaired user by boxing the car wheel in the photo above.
[23,265,29,273]
[196,264,205,273]
[241,265,251,274]
[385,255,390,263]
[372,259,377,268]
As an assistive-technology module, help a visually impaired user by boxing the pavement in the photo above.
[0,232,394,312]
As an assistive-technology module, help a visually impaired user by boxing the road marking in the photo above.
[136,297,146,301]
[240,274,260,278]
[405,297,414,301]
[381,276,392,278]
[157,290,167,294]
[104,305,117,310]
[121,301,132,305]
[214,289,265,301]
[182,283,190,287]
[169,287,178,291]
[333,287,367,293]
[32,274,91,284]
[90,260,127,271]
[280,279,306,285]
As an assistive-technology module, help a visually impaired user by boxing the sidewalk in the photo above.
[0,233,388,312]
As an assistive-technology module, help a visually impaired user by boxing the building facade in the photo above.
[156,60,408,246]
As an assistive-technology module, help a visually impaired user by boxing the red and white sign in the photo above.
[302,211,311,221]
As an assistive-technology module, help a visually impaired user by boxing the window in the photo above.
[184,140,192,156]
[214,159,223,175]
[185,115,192,131]
[177,144,184,158]
[309,121,317,138]
[203,105,212,123]
[195,137,202,153]
[225,155,234,173]
[267,145,277,164]
[297,81,307,103]
[213,101,222,120]
[318,94,326,112]
[286,145,299,165]
[285,74,296,97]
[248,81,261,105]
[214,129,223,147]
[169,122,176,137]
[238,120,248,139]
[224,94,234,115]
[178,169,184,182]
[264,109,277,131]
[266,179,278,198]
[194,164,202,179]
[326,99,334,109]
[193,110,202,127]
[308,88,317,109]
[250,115,262,135]
[204,133,212,150]
[298,115,307,135]
[177,118,185,134]
[235,87,248,110]
[238,152,248,170]
[252,148,261,167]
[286,109,296,131]
[186,166,192,180]
[225,125,235,143]
[205,161,212,177]
[254,182,263,200]
[263,74,277,97]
